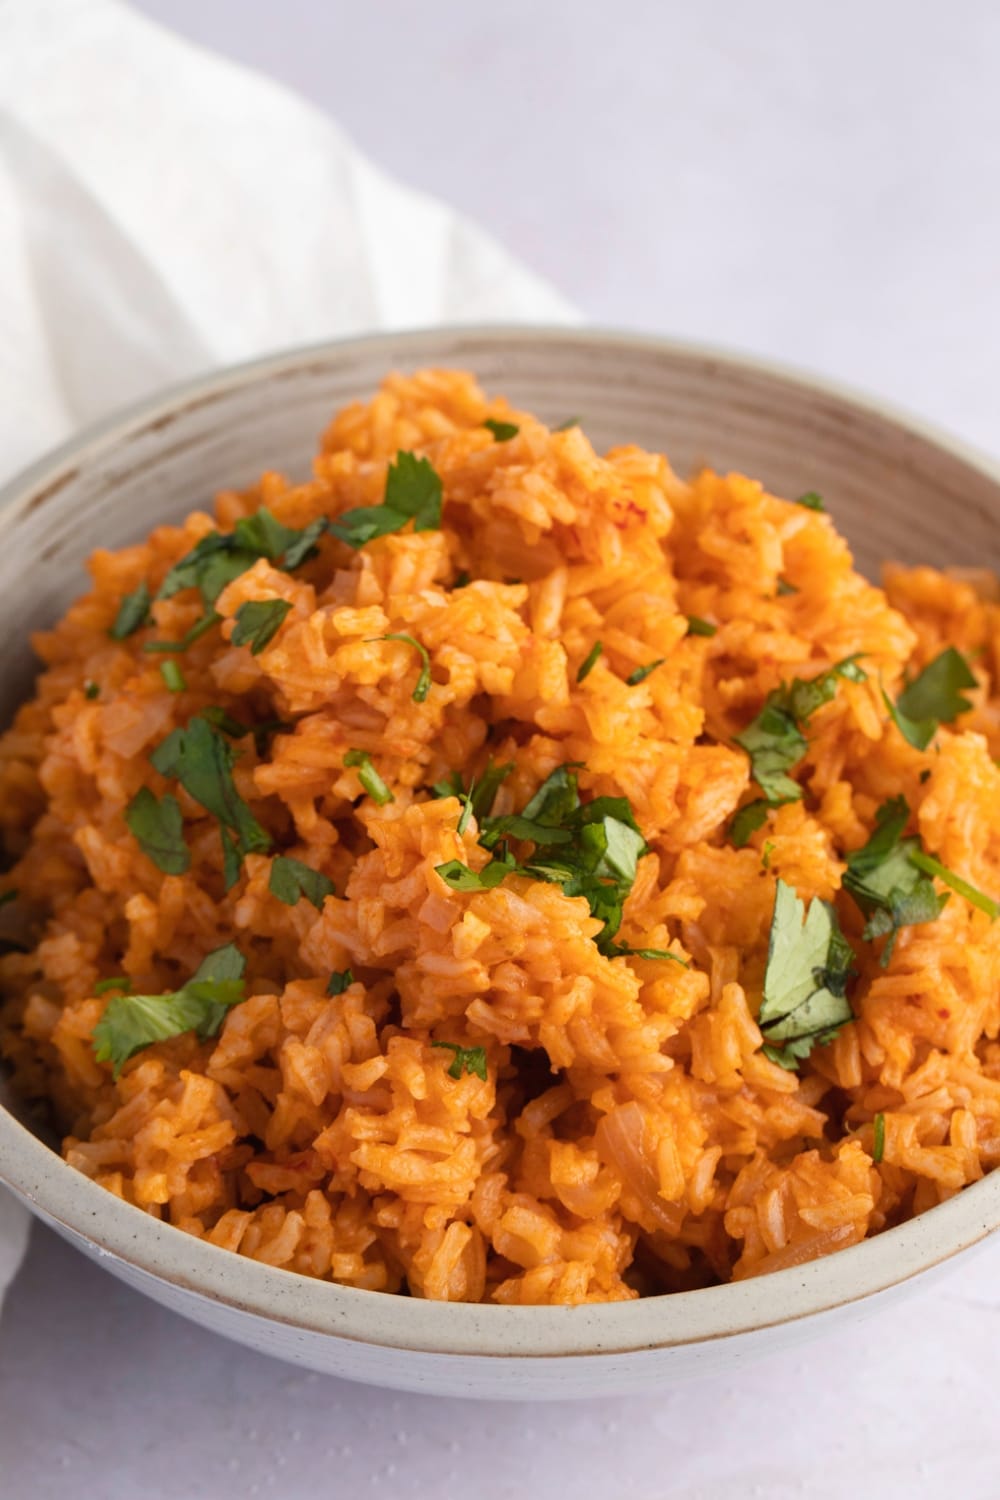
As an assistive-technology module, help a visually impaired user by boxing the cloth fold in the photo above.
[0,0,574,1312]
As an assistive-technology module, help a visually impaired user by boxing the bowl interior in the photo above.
[3,326,1000,1359]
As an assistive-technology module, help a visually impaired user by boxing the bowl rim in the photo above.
[2,322,1000,1360]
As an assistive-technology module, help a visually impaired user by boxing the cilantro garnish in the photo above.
[602,942,689,965]
[776,578,798,597]
[109,581,152,640]
[125,787,191,875]
[232,598,293,656]
[730,799,771,850]
[343,750,394,806]
[142,611,221,655]
[686,616,717,638]
[797,491,826,512]
[84,681,100,700]
[732,656,867,823]
[92,943,246,1077]
[884,647,977,750]
[553,416,579,431]
[577,642,603,682]
[327,968,354,996]
[93,976,131,996]
[158,511,326,608]
[436,765,650,952]
[151,715,271,887]
[908,850,998,919]
[453,571,471,588]
[374,633,432,702]
[431,761,513,823]
[268,855,335,910]
[330,452,442,549]
[431,1041,488,1080]
[872,1112,886,1165]
[758,880,855,1069]
[483,418,519,441]
[626,659,665,686]
[842,796,948,964]
[159,660,186,693]
[761,841,775,870]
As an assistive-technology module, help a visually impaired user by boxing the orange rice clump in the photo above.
[3,367,1000,1306]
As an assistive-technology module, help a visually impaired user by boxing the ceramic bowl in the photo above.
[2,328,999,1400]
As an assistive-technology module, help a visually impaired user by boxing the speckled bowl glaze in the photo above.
[2,328,999,1400]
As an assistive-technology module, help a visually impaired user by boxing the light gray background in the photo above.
[5,2,1000,1495]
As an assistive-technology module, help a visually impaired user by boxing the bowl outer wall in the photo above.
[1,326,999,1392]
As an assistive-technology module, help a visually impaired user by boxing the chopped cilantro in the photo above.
[125,787,191,875]
[84,681,100,700]
[94,976,132,996]
[435,857,514,891]
[453,570,471,589]
[92,943,246,1077]
[885,648,977,750]
[343,749,394,806]
[483,418,519,441]
[686,616,717,638]
[142,611,221,655]
[731,798,771,849]
[375,633,432,702]
[553,416,579,431]
[431,761,513,824]
[796,491,826,512]
[626,659,665,686]
[151,716,271,887]
[577,642,603,682]
[109,581,151,640]
[330,451,442,549]
[761,840,775,870]
[758,880,855,1069]
[268,855,335,910]
[872,1111,886,1164]
[909,850,998,919]
[431,1041,488,1080]
[776,578,798,597]
[733,656,867,810]
[158,511,326,608]
[842,797,947,965]
[159,659,186,693]
[327,968,354,996]
[603,942,689,965]
[231,598,293,656]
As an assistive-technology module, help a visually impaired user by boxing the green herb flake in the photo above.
[151,716,271,881]
[553,416,579,432]
[796,491,826,512]
[483,418,519,442]
[885,648,978,750]
[577,642,603,682]
[776,578,798,597]
[376,633,432,702]
[232,598,293,656]
[626,658,665,687]
[268,855,335,910]
[330,451,442,550]
[92,943,246,1078]
[686,616,717,638]
[761,840,775,870]
[142,611,221,655]
[159,659,186,693]
[435,857,514,891]
[125,787,191,875]
[453,570,471,589]
[327,968,354,996]
[343,749,394,806]
[157,511,327,610]
[109,581,152,640]
[872,1111,886,1164]
[431,1041,488,1081]
[94,976,132,996]
[734,656,867,809]
[842,797,947,965]
[909,850,998,919]
[730,799,772,849]
[603,943,689,965]
[84,681,100,700]
[758,879,855,1070]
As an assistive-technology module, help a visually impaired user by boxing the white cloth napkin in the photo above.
[0,0,574,1314]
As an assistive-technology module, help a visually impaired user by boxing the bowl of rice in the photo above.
[2,327,1000,1400]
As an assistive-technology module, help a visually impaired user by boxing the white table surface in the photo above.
[6,1,1000,1493]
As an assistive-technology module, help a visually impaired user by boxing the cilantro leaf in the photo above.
[909,850,998,919]
[843,796,947,964]
[327,968,354,996]
[330,451,442,549]
[151,715,271,879]
[377,633,432,702]
[730,798,772,849]
[232,598,293,655]
[872,1112,886,1164]
[758,880,854,1069]
[885,648,978,750]
[93,976,131,996]
[268,855,335,910]
[92,942,246,1077]
[110,581,152,640]
[776,578,798,597]
[577,642,603,682]
[686,616,717,638]
[626,659,665,686]
[431,1041,488,1080]
[734,656,867,808]
[432,761,514,823]
[483,418,519,441]
[125,787,191,875]
[142,611,221,655]
[84,681,100,700]
[435,857,515,890]
[343,750,394,806]
[159,660,186,693]
[603,942,689,965]
[157,510,327,608]
[797,491,826,512]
